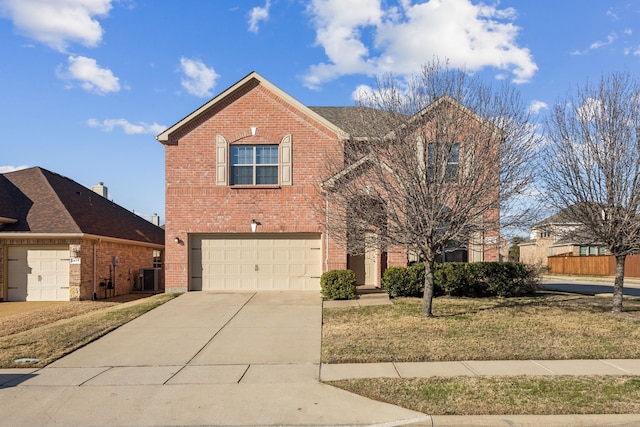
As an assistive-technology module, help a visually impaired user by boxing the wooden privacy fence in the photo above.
[548,254,640,277]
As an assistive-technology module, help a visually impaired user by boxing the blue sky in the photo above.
[1,0,639,225]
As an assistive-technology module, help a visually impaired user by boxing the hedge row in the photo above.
[381,262,540,298]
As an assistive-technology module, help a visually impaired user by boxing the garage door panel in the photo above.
[7,247,70,301]
[191,234,321,291]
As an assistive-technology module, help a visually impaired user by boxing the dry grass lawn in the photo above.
[328,376,640,415]
[323,292,640,415]
[322,294,640,363]
[0,293,177,368]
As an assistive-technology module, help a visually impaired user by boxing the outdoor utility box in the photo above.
[139,268,161,291]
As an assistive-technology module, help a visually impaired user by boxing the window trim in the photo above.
[230,144,279,186]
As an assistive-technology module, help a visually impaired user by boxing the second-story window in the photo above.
[428,142,460,181]
[231,145,278,185]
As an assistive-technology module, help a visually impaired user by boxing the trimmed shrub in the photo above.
[435,262,540,297]
[321,269,357,300]
[382,263,444,298]
[382,266,422,297]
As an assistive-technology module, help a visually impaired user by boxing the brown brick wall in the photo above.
[163,79,503,292]
[164,83,345,292]
[80,239,160,300]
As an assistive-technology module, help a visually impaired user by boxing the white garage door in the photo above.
[7,247,70,301]
[190,234,322,291]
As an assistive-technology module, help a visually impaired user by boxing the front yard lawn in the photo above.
[322,294,640,363]
[323,293,640,415]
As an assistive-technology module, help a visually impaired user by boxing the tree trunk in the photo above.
[422,259,436,317]
[612,254,626,313]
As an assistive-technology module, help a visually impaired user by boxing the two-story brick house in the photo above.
[157,72,499,293]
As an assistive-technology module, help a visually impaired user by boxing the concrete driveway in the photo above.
[0,291,427,426]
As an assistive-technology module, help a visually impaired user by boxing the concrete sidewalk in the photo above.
[321,359,640,381]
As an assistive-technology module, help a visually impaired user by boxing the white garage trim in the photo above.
[189,233,322,291]
[7,246,70,301]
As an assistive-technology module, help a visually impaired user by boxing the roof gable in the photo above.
[156,71,346,144]
[0,167,164,245]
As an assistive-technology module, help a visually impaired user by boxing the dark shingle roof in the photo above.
[0,167,164,245]
[309,106,400,138]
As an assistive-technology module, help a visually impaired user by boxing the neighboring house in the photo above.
[519,204,607,267]
[156,71,500,293]
[0,167,165,301]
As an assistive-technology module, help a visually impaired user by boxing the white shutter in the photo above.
[216,135,228,186]
[281,134,292,186]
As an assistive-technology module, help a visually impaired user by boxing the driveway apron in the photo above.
[0,291,427,426]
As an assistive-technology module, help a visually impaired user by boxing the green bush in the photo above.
[321,269,357,300]
[382,263,445,298]
[382,266,422,297]
[435,262,540,297]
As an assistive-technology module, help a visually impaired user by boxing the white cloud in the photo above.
[304,0,537,89]
[589,32,617,50]
[248,0,270,33]
[58,55,120,95]
[529,100,548,114]
[179,57,219,98]
[0,165,29,173]
[577,98,603,123]
[573,31,622,55]
[87,118,165,135]
[0,0,112,52]
[351,84,375,101]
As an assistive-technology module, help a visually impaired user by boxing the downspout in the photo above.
[325,198,329,272]
[92,240,97,300]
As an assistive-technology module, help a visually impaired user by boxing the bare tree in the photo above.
[320,60,539,317]
[541,71,640,313]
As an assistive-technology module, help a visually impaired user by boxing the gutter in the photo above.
[0,233,164,249]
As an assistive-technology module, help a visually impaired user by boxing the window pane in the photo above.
[450,143,460,163]
[598,247,606,255]
[231,166,253,185]
[256,166,278,185]
[445,164,458,180]
[589,246,597,256]
[231,146,253,165]
[580,246,587,256]
[256,146,278,164]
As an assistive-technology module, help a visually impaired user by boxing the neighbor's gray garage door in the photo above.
[7,246,70,301]
[190,234,322,291]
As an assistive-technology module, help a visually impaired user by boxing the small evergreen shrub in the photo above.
[382,266,422,297]
[321,269,357,300]
[435,262,540,297]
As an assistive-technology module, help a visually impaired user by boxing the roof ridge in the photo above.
[34,167,83,233]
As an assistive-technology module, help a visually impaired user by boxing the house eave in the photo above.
[0,232,164,249]
[156,71,348,144]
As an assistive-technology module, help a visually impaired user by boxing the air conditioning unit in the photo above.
[139,268,161,291]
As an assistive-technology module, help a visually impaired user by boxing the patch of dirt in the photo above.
[0,293,156,338]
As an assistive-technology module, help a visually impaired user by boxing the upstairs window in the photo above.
[428,143,460,181]
[231,145,278,185]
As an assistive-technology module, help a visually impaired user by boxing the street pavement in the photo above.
[543,275,640,297]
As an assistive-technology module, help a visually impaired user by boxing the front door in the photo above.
[347,233,380,286]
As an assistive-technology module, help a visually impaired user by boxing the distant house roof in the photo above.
[0,167,164,245]
[533,203,595,228]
